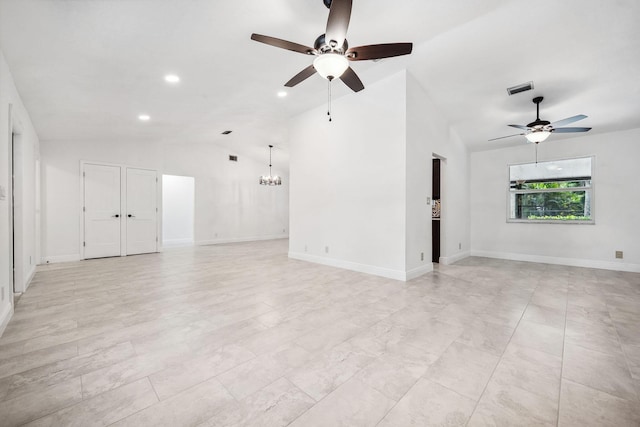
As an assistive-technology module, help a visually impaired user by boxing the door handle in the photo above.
[128,214,135,218]
[113,214,120,218]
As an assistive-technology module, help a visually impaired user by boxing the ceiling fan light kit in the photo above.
[525,130,551,143]
[313,53,349,80]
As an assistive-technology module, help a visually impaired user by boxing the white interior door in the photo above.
[126,168,158,255]
[84,163,121,259]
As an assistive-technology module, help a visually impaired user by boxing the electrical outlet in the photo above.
[282,229,286,233]
[459,243,462,250]
[325,246,329,254]
[615,251,623,259]
[421,252,424,261]
[214,232,218,238]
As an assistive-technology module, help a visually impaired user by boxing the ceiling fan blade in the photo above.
[340,66,364,92]
[325,0,352,49]
[508,124,530,131]
[552,127,592,133]
[251,33,316,55]
[284,65,317,87]
[550,114,587,128]
[346,43,413,61]
[488,133,525,141]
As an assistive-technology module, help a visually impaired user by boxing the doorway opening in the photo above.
[432,157,442,263]
[11,130,25,296]
[162,175,195,247]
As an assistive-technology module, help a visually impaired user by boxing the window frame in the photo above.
[506,155,595,224]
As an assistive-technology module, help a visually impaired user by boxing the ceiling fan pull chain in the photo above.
[535,142,538,165]
[327,80,332,122]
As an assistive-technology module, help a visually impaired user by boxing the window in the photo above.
[508,157,593,223]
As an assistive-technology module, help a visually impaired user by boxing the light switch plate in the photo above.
[0,185,6,200]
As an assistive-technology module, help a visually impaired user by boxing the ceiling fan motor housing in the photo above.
[314,34,348,54]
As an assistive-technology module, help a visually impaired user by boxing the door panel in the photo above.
[84,164,121,259]
[126,168,158,255]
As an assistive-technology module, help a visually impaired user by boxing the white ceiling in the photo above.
[1,0,639,162]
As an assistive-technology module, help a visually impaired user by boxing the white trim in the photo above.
[45,254,82,264]
[198,235,288,246]
[23,265,36,293]
[439,251,470,265]
[288,251,410,281]
[405,264,434,280]
[470,250,640,273]
[0,304,14,338]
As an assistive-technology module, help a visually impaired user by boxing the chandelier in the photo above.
[259,145,282,186]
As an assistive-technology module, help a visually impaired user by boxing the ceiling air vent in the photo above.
[507,81,534,96]
[229,155,238,162]
[221,130,232,135]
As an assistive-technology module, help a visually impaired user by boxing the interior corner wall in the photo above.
[40,140,289,262]
[470,127,640,272]
[288,71,408,280]
[406,72,470,269]
[0,50,40,334]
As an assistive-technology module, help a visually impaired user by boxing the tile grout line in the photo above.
[465,273,540,426]
[555,277,570,427]
[603,293,640,402]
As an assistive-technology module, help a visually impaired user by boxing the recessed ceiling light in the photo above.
[277,91,287,98]
[138,114,150,121]
[164,74,180,83]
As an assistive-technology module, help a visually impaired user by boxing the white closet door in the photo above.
[126,168,158,255]
[84,164,121,259]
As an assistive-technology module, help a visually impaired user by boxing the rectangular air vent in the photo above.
[229,155,238,162]
[507,81,534,96]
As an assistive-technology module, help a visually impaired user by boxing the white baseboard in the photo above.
[24,265,36,293]
[440,251,470,265]
[43,254,82,264]
[0,302,13,338]
[470,250,640,273]
[405,264,434,280]
[288,252,420,281]
[197,235,288,246]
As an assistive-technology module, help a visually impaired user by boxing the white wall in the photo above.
[470,127,640,272]
[405,72,470,269]
[289,70,471,280]
[289,71,408,280]
[0,50,40,334]
[40,139,289,262]
[162,174,194,246]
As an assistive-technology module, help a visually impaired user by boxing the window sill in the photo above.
[507,219,595,225]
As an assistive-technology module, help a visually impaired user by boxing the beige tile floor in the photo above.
[1,239,639,426]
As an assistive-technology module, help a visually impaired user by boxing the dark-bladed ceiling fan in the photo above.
[250,0,413,93]
[490,96,591,143]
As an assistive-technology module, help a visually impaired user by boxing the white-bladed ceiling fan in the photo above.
[490,96,591,143]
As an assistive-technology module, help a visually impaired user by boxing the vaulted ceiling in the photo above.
[1,0,639,162]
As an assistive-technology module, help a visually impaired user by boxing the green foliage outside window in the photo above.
[513,180,591,221]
